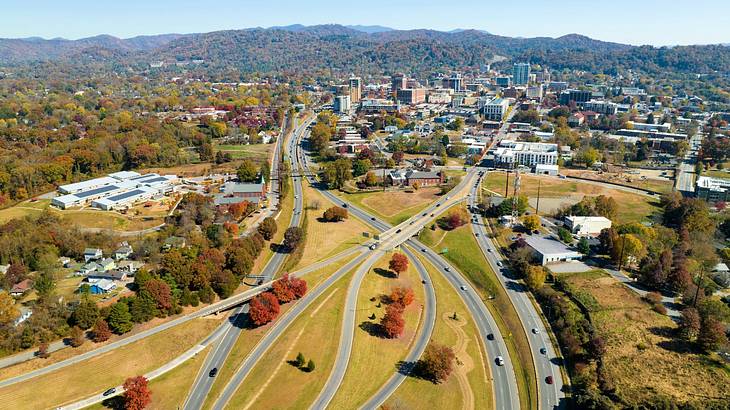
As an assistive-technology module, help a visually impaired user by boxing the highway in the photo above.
[297,129,519,410]
[183,114,312,409]
[469,174,566,409]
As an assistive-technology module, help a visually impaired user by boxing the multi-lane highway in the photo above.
[184,115,312,409]
[469,175,566,409]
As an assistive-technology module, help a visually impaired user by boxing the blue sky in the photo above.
[3,0,729,46]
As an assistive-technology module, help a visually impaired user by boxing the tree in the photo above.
[439,208,469,230]
[389,253,409,277]
[92,319,112,343]
[523,215,540,231]
[610,234,646,268]
[237,159,259,182]
[144,279,173,312]
[34,271,56,300]
[322,206,348,222]
[296,352,306,368]
[108,302,133,334]
[249,292,280,326]
[352,159,372,177]
[418,343,456,383]
[577,237,590,255]
[211,269,238,299]
[38,342,50,359]
[258,217,278,240]
[381,304,405,338]
[364,171,379,186]
[0,291,19,325]
[307,359,316,372]
[70,326,85,348]
[392,151,404,164]
[71,298,100,329]
[698,316,728,352]
[123,376,151,410]
[322,158,352,189]
[283,226,304,251]
[558,227,573,244]
[679,307,701,341]
[525,265,546,291]
[389,287,415,307]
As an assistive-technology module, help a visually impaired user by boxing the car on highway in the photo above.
[532,328,540,334]
[209,367,218,377]
[546,375,554,384]
[342,203,348,208]
[444,267,450,272]
[396,229,402,233]
[495,356,505,366]
[460,285,467,290]
[371,217,375,221]
[496,261,503,267]
[475,232,479,237]
[487,333,494,340]
[435,203,440,207]
[540,347,547,354]
[430,213,434,217]
[422,213,427,216]
[103,388,116,397]
[487,248,492,252]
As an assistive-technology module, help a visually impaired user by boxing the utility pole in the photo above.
[692,266,706,307]
[535,180,541,216]
[504,167,510,197]
[511,167,521,226]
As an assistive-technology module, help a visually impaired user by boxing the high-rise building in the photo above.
[391,73,406,93]
[348,76,362,103]
[513,63,531,86]
[495,76,511,87]
[396,88,426,105]
[333,95,351,114]
[442,73,463,91]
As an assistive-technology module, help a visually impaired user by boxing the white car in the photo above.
[496,356,505,366]
[460,285,467,291]
[532,328,540,334]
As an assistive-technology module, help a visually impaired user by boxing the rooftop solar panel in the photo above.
[107,189,145,202]
[75,185,119,198]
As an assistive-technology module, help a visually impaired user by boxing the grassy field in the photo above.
[295,184,374,269]
[334,187,441,225]
[0,317,223,409]
[387,251,493,410]
[214,143,275,163]
[224,269,353,409]
[562,270,730,407]
[483,172,660,224]
[328,253,426,408]
[421,210,536,410]
[202,255,355,410]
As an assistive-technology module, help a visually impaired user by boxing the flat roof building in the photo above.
[52,173,177,210]
[493,140,558,167]
[564,216,612,236]
[696,176,730,203]
[524,236,583,265]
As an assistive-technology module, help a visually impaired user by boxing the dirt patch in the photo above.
[442,313,476,410]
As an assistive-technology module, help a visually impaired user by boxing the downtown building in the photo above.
[492,140,559,167]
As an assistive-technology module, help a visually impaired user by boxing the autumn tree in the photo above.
[283,226,304,251]
[679,307,701,341]
[322,206,348,222]
[610,233,646,268]
[389,253,409,277]
[389,287,415,308]
[523,215,540,232]
[249,292,280,326]
[381,304,405,338]
[258,217,277,240]
[92,319,112,343]
[698,316,729,352]
[418,343,456,383]
[70,326,86,348]
[525,265,546,291]
[143,279,173,312]
[271,274,308,303]
[123,376,151,410]
[0,291,19,325]
[237,159,259,182]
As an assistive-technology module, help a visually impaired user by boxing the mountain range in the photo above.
[0,24,729,78]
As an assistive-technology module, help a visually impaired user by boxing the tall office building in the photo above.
[391,73,406,93]
[333,95,351,114]
[348,76,362,103]
[442,73,463,91]
[513,63,531,86]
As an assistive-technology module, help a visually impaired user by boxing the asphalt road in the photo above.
[469,172,566,409]
[299,130,519,410]
[183,114,311,409]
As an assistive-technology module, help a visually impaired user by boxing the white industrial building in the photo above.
[493,140,558,167]
[524,236,583,265]
[52,172,178,210]
[564,216,612,236]
[535,164,559,176]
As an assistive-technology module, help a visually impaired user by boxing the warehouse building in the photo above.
[52,173,177,210]
[524,235,583,265]
[564,216,612,236]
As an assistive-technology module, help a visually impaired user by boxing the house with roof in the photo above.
[568,112,585,127]
[10,279,32,297]
[387,169,407,186]
[88,270,127,282]
[113,243,133,260]
[87,279,117,294]
[0,264,9,275]
[98,258,116,272]
[524,235,583,265]
[117,260,144,275]
[214,175,267,207]
[405,170,444,187]
[76,261,100,276]
[84,248,103,263]
[163,236,187,251]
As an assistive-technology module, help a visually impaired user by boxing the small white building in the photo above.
[534,164,559,176]
[564,216,612,236]
[524,236,583,265]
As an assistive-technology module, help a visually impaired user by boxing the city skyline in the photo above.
[2,0,730,46]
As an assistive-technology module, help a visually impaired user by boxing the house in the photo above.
[113,243,133,260]
[564,216,612,236]
[524,236,583,265]
[98,258,116,272]
[568,113,585,127]
[117,260,144,275]
[88,270,127,281]
[58,257,72,268]
[387,169,407,186]
[84,248,103,263]
[214,175,267,207]
[163,236,186,251]
[10,279,32,297]
[87,279,117,294]
[405,170,444,187]
[76,261,100,276]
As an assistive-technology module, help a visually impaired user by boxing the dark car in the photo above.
[209,367,218,377]
[342,203,348,208]
[371,217,375,221]
[396,229,402,233]
[540,347,547,354]
[487,333,495,340]
[435,203,441,207]
[103,388,116,397]
[546,375,554,384]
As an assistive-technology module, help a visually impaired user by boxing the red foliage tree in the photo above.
[389,287,414,308]
[249,292,280,326]
[419,343,456,383]
[92,319,112,343]
[381,304,405,338]
[388,253,409,277]
[291,276,307,299]
[271,274,308,303]
[144,279,173,311]
[123,375,151,410]
[392,151,404,164]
